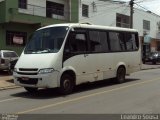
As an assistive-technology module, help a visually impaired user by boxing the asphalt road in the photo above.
[0,69,160,115]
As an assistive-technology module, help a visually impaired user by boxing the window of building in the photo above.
[6,31,27,46]
[116,13,130,28]
[82,4,89,17]
[89,31,109,52]
[18,0,27,9]
[109,32,125,51]
[143,20,150,30]
[46,1,64,18]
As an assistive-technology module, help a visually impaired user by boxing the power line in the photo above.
[135,8,160,21]
[135,3,160,17]
[135,3,150,11]
[135,0,158,3]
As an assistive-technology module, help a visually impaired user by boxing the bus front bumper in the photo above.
[13,71,59,88]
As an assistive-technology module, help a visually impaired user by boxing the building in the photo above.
[0,0,78,54]
[79,0,160,52]
[1,0,160,54]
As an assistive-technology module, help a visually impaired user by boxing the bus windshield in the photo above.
[24,26,69,54]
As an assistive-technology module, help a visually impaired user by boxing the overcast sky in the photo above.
[117,0,160,15]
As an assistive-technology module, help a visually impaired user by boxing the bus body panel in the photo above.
[63,54,93,85]
[15,53,61,69]
[63,51,141,85]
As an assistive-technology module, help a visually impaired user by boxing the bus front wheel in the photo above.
[59,74,75,95]
[116,66,126,84]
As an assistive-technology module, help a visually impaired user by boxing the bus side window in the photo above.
[131,34,138,50]
[109,32,123,52]
[118,33,126,51]
[75,34,87,52]
[89,31,109,52]
[64,32,73,53]
[69,33,77,52]
[125,33,133,51]
[134,33,139,50]
[125,33,138,51]
[65,32,87,53]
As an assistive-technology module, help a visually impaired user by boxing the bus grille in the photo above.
[17,68,38,75]
[19,68,38,71]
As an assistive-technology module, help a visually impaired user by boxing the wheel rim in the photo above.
[63,79,71,91]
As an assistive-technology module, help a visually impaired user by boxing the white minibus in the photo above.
[13,23,141,94]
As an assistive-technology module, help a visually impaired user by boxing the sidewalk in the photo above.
[0,75,20,90]
[0,63,160,90]
[141,63,160,70]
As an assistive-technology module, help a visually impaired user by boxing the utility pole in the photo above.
[130,0,134,28]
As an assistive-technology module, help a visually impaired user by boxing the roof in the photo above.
[38,23,138,32]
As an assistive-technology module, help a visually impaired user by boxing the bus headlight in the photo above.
[38,68,54,74]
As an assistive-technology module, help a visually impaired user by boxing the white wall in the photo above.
[133,9,160,37]
[79,0,160,39]
[18,0,70,20]
[18,0,46,17]
[79,0,130,26]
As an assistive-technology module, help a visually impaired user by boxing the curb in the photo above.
[0,85,21,91]
[141,66,160,70]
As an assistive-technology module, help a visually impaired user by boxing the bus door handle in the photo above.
[84,54,89,57]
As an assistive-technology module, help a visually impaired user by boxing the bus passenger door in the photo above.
[63,31,91,84]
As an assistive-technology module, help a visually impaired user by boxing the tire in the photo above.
[152,61,156,65]
[24,87,38,93]
[116,66,126,84]
[142,60,145,64]
[59,74,75,95]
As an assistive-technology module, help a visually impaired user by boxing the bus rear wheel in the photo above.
[59,74,75,95]
[24,87,38,93]
[116,66,126,84]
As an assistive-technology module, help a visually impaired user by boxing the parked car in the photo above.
[143,52,160,64]
[0,50,19,72]
[9,59,18,74]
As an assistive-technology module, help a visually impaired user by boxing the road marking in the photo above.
[0,98,19,103]
[17,77,160,114]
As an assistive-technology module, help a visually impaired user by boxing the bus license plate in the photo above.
[21,77,29,81]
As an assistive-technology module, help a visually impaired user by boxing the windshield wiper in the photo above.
[25,49,35,54]
[36,48,52,53]
[25,48,53,54]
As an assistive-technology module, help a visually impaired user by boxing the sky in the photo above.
[118,0,160,15]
